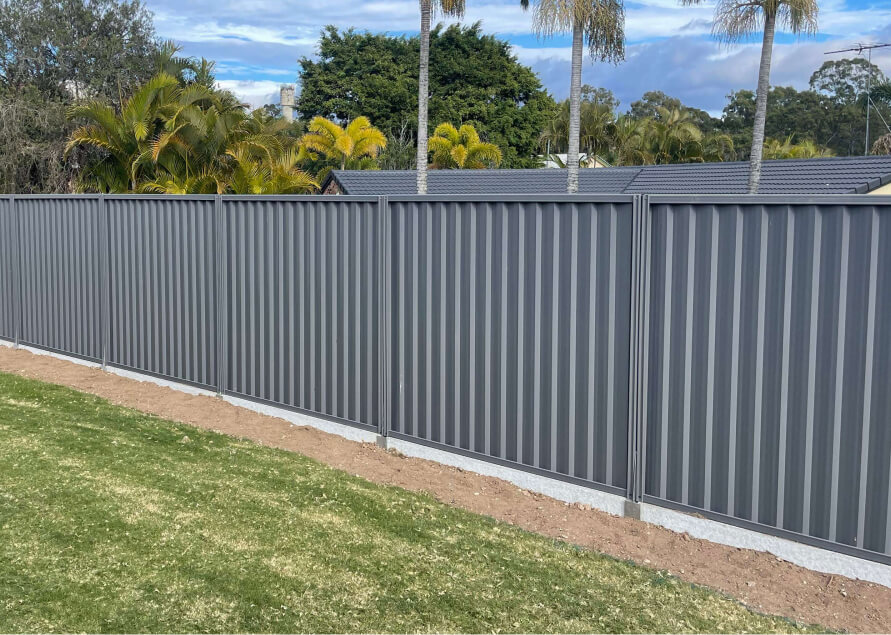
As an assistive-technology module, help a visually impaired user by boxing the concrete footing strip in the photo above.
[3,339,890,587]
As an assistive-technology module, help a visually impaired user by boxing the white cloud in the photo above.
[216,79,282,109]
[142,0,891,113]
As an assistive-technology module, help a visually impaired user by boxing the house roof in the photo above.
[324,155,891,196]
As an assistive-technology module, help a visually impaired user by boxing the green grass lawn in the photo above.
[0,371,818,634]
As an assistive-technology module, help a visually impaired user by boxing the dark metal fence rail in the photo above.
[387,197,634,493]
[644,196,891,561]
[1,193,889,564]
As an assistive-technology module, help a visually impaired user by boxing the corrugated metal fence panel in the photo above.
[0,197,15,340]
[107,198,218,388]
[17,197,103,360]
[644,200,891,558]
[388,199,634,492]
[222,198,380,430]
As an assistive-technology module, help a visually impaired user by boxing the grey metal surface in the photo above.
[4,192,891,563]
[0,197,15,340]
[221,198,380,430]
[387,199,634,492]
[106,197,218,388]
[16,197,103,360]
[642,198,891,558]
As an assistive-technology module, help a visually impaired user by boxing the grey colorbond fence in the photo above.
[0,192,889,565]
[387,197,635,493]
[642,196,891,560]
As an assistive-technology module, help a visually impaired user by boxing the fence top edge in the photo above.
[11,194,103,200]
[386,194,638,203]
[220,194,380,202]
[648,194,891,206]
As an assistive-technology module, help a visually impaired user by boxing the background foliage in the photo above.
[297,23,556,169]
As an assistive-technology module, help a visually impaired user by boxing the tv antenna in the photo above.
[824,43,891,155]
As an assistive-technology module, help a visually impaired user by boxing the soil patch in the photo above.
[0,345,888,633]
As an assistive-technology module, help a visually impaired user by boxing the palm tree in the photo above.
[681,0,818,192]
[301,116,387,181]
[646,107,704,164]
[66,73,183,191]
[763,135,833,159]
[416,0,466,193]
[523,0,625,192]
[68,72,317,194]
[428,123,503,168]
[608,115,650,165]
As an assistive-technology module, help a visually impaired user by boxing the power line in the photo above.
[824,43,891,155]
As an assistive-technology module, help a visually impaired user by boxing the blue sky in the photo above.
[143,0,891,115]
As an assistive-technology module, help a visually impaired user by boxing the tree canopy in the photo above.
[297,23,556,168]
[0,0,157,193]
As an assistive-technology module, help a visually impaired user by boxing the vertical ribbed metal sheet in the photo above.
[107,197,218,388]
[222,197,380,430]
[643,197,891,560]
[16,197,103,360]
[387,197,634,492]
[0,196,15,340]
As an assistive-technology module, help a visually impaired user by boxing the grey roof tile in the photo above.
[327,155,891,196]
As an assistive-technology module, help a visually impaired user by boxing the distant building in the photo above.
[322,156,891,195]
[280,85,296,122]
[542,154,611,169]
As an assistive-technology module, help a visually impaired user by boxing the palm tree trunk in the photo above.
[416,0,432,194]
[567,18,583,194]
[747,11,775,194]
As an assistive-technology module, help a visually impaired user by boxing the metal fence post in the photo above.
[99,194,110,370]
[625,194,650,505]
[377,195,392,439]
[215,195,226,397]
[11,194,21,348]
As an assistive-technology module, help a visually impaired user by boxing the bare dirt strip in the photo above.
[0,345,888,633]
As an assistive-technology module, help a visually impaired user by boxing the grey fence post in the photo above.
[215,195,226,397]
[11,194,20,348]
[99,194,109,370]
[625,194,650,504]
[377,195,392,438]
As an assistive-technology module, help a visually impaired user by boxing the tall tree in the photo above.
[682,0,818,193]
[298,25,554,169]
[0,0,157,193]
[524,0,625,192]
[416,0,466,194]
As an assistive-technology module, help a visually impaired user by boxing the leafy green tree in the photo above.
[297,24,555,169]
[0,0,157,193]
[629,91,720,133]
[810,58,886,105]
[428,123,502,168]
[524,0,625,192]
[682,0,819,192]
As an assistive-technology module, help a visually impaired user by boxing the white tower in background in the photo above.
[280,85,296,122]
